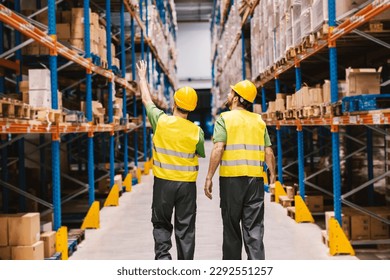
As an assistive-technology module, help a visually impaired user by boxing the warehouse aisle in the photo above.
[70,140,357,260]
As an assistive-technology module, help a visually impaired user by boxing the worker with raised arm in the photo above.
[136,60,205,260]
[204,79,276,260]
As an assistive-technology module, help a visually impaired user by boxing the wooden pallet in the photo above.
[321,230,329,248]
[279,195,294,208]
[31,108,63,123]
[67,238,78,257]
[286,206,296,220]
[0,98,32,119]
[68,229,85,245]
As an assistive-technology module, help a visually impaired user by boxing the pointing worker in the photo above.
[204,79,276,260]
[136,60,205,260]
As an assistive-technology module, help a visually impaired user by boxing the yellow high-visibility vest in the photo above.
[220,109,266,177]
[152,114,200,182]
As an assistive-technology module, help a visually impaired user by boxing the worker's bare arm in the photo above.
[265,146,276,184]
[136,60,153,106]
[204,141,225,200]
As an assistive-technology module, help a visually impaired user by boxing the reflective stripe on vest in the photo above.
[152,114,200,182]
[221,159,264,167]
[153,160,199,172]
[220,110,266,177]
[225,144,265,152]
[154,146,196,159]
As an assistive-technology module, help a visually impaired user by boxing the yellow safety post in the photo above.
[81,201,100,229]
[274,181,287,203]
[136,167,142,183]
[328,217,355,256]
[123,174,132,192]
[294,195,314,223]
[56,226,68,260]
[143,160,150,175]
[104,184,119,207]
[262,171,268,185]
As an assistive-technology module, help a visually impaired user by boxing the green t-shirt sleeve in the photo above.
[264,126,272,147]
[212,115,227,143]
[196,128,206,158]
[145,103,164,132]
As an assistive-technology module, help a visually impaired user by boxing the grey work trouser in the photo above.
[151,176,197,260]
[219,176,265,260]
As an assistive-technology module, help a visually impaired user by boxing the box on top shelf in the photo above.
[311,0,368,33]
[300,0,312,11]
[300,7,312,37]
[346,67,382,96]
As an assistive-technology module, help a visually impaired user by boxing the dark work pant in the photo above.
[151,177,197,260]
[219,176,265,260]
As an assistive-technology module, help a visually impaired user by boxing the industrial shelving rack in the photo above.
[211,0,390,251]
[0,0,177,237]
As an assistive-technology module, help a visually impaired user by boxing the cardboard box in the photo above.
[19,81,29,93]
[0,216,9,246]
[370,214,389,240]
[350,214,370,240]
[29,89,51,108]
[346,68,381,96]
[71,8,91,19]
[57,23,71,40]
[61,11,72,23]
[40,231,56,258]
[8,213,40,246]
[305,195,324,212]
[91,12,100,26]
[0,246,11,260]
[28,69,50,90]
[11,241,44,260]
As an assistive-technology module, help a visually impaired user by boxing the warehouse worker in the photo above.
[204,80,276,260]
[136,60,205,260]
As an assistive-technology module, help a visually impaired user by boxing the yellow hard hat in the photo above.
[230,80,257,103]
[174,86,198,111]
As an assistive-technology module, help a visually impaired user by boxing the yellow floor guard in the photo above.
[123,174,132,192]
[136,167,142,183]
[56,226,68,260]
[329,217,355,256]
[294,195,314,223]
[81,201,100,229]
[143,160,150,175]
[262,171,269,185]
[104,184,119,207]
[274,181,287,203]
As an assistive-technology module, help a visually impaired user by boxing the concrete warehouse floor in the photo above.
[70,140,359,260]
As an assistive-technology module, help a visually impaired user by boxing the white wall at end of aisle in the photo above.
[177,22,212,89]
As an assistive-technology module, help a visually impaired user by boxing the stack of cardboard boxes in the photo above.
[0,213,57,260]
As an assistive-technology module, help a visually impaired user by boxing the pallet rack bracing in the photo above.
[211,0,390,253]
[0,0,178,238]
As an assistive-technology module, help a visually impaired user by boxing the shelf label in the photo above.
[372,114,381,124]
[332,117,340,125]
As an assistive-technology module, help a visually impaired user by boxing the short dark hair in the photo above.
[175,104,190,114]
[234,92,251,110]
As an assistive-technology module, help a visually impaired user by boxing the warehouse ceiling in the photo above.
[175,0,213,22]
[88,0,213,22]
